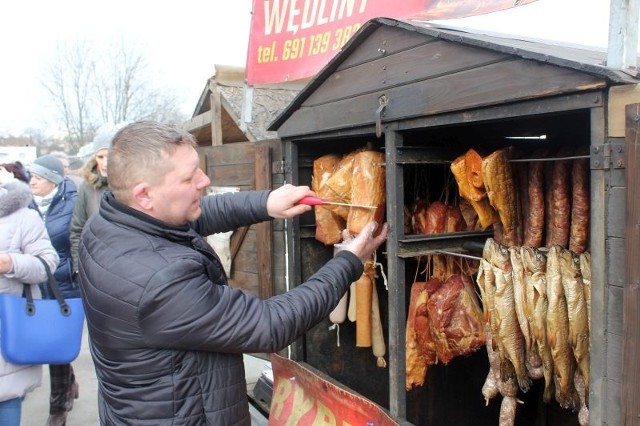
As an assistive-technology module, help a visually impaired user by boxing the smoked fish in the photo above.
[560,248,590,406]
[546,245,580,409]
[522,246,555,402]
[491,241,531,392]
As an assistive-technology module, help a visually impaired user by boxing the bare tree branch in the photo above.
[42,37,187,154]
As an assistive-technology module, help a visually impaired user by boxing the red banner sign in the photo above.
[246,0,538,85]
[269,354,398,426]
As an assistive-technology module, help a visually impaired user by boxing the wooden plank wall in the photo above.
[277,26,606,139]
[589,108,608,426]
[604,138,625,426]
[198,140,285,299]
[623,104,640,426]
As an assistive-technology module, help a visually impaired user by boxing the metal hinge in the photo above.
[591,142,625,170]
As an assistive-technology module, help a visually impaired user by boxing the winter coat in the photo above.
[79,191,363,426]
[36,178,79,298]
[70,157,108,275]
[0,181,59,402]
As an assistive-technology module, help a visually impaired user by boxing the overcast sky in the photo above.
[0,0,253,136]
[0,0,623,136]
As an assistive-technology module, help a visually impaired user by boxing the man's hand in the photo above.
[266,184,314,219]
[336,222,388,263]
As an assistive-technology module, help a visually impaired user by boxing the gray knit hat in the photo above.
[92,123,120,154]
[30,155,64,185]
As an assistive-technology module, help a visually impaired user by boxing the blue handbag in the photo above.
[0,256,84,365]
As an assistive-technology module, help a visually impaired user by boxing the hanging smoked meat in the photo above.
[451,153,500,229]
[514,161,528,247]
[414,278,442,366]
[412,200,447,234]
[546,150,572,248]
[426,273,486,365]
[406,281,431,390]
[482,148,519,247]
[464,149,487,201]
[411,199,431,234]
[445,204,466,233]
[406,273,485,390]
[459,199,480,231]
[524,160,545,248]
[347,150,386,235]
[312,154,345,245]
[569,157,590,253]
[324,150,358,220]
[411,201,470,279]
[411,201,447,279]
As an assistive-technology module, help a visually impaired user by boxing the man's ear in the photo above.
[131,182,153,211]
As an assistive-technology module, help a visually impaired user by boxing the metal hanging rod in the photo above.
[434,250,482,261]
[510,154,590,163]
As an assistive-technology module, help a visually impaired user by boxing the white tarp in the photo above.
[206,186,240,276]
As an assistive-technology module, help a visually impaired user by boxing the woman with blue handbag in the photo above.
[0,165,59,426]
[29,155,80,426]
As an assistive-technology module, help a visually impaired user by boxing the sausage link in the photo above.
[524,161,545,247]
[548,158,571,247]
[569,158,589,253]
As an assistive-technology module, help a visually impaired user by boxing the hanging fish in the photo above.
[510,247,542,379]
[546,245,580,410]
[560,248,590,406]
[522,246,555,403]
[490,241,530,392]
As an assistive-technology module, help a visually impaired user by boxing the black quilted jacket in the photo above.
[78,191,363,425]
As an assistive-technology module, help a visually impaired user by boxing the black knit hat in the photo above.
[30,155,64,185]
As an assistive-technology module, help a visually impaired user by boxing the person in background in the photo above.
[1,161,35,209]
[78,121,388,425]
[29,155,80,426]
[0,165,59,426]
[49,151,82,188]
[67,157,85,182]
[69,123,119,277]
[0,161,30,184]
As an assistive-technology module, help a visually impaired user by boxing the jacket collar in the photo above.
[100,191,228,285]
[100,191,194,243]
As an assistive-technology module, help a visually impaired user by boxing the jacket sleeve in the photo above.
[7,209,59,285]
[69,187,89,273]
[137,251,363,354]
[192,190,270,236]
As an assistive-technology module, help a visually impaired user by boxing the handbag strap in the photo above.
[23,257,72,317]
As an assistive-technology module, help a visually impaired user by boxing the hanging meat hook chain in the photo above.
[375,94,388,138]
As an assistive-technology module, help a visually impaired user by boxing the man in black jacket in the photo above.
[78,120,387,425]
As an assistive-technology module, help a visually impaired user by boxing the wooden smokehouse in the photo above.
[268,17,640,426]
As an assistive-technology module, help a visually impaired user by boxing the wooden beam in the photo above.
[608,84,640,137]
[589,106,607,426]
[622,103,640,425]
[230,226,250,261]
[210,84,223,146]
[183,110,213,133]
[607,0,640,71]
[385,130,407,420]
[255,142,273,299]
